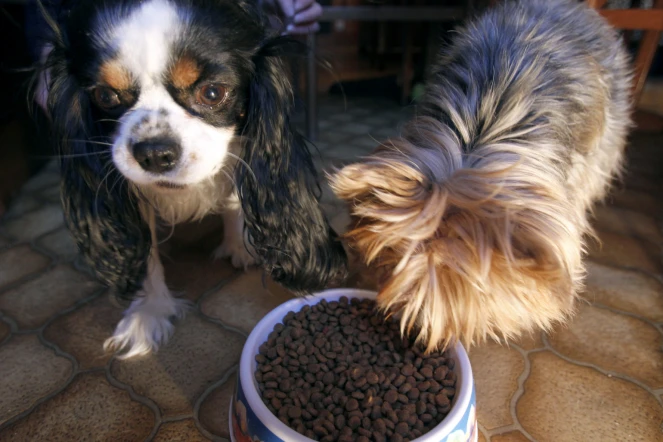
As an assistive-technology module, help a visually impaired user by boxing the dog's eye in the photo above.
[197,84,227,107]
[93,87,121,110]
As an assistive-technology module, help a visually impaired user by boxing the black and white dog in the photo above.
[30,0,347,358]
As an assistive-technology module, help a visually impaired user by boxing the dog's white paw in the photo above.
[104,296,189,359]
[213,238,258,270]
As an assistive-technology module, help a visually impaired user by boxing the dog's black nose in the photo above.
[132,139,181,174]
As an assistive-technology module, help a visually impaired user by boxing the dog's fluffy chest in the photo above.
[136,173,234,225]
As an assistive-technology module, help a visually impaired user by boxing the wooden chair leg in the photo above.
[586,0,608,8]
[633,29,662,102]
[632,0,663,102]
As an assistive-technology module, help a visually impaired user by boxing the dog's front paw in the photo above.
[213,238,258,270]
[104,296,189,359]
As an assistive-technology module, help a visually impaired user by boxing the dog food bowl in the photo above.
[230,288,477,442]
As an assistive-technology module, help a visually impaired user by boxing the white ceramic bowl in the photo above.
[230,288,477,442]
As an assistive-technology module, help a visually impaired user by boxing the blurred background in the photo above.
[2,0,661,217]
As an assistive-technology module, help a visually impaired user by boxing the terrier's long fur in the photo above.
[331,0,632,351]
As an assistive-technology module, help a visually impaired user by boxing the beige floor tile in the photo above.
[2,204,64,242]
[19,169,59,193]
[153,419,209,442]
[110,314,244,417]
[587,229,661,275]
[583,261,663,322]
[517,352,663,442]
[163,248,237,302]
[511,332,546,352]
[0,372,155,442]
[0,335,73,425]
[36,228,79,262]
[39,185,61,204]
[491,431,530,442]
[592,205,663,244]
[469,341,525,430]
[548,304,663,389]
[200,268,295,335]
[43,295,123,370]
[3,195,40,220]
[197,372,236,439]
[0,265,99,330]
[0,318,9,342]
[0,245,50,290]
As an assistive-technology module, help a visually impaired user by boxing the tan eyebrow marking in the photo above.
[99,60,132,90]
[170,55,201,89]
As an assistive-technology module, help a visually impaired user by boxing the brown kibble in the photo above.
[395,422,410,436]
[435,393,450,407]
[420,365,433,378]
[372,417,387,433]
[384,389,398,404]
[421,413,433,423]
[322,371,335,385]
[313,425,328,436]
[433,365,448,381]
[255,297,457,440]
[401,364,415,376]
[407,387,420,400]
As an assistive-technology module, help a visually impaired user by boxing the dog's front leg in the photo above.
[213,193,258,270]
[104,211,188,359]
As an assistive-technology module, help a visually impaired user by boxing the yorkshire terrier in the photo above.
[331,0,632,351]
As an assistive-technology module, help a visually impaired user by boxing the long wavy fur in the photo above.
[39,1,150,297]
[332,0,632,351]
[236,36,348,294]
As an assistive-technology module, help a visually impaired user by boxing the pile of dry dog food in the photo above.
[255,297,457,442]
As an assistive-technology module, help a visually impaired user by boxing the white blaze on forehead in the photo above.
[111,0,185,84]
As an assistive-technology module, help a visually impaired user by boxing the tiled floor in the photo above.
[0,96,662,442]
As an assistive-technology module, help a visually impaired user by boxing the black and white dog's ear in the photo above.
[236,37,348,294]
[44,44,151,298]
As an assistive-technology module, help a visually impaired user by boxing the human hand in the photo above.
[272,0,322,34]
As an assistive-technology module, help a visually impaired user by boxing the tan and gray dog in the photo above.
[332,0,632,351]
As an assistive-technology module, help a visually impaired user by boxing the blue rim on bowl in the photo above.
[230,288,477,442]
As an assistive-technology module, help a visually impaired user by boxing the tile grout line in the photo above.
[476,422,492,441]
[104,366,163,442]
[30,223,78,263]
[589,301,663,338]
[195,272,250,339]
[192,364,238,442]
[0,246,56,296]
[498,341,539,442]
[541,334,663,409]
[0,312,18,344]
[160,414,195,423]
[0,330,80,432]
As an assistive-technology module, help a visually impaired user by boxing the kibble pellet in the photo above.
[255,297,457,442]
